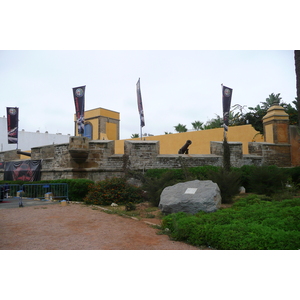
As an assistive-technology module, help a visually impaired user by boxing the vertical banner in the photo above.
[73,85,86,135]
[136,78,145,127]
[222,85,233,131]
[6,107,19,144]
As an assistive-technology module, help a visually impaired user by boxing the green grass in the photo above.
[161,194,300,250]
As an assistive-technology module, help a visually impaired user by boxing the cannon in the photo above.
[178,140,192,154]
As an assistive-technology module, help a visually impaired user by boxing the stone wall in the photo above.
[0,133,296,182]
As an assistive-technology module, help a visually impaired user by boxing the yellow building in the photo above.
[74,107,263,155]
[74,107,120,140]
[115,124,264,155]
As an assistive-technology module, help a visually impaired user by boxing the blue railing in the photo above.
[16,183,69,201]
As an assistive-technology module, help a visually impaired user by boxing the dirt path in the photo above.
[0,203,202,250]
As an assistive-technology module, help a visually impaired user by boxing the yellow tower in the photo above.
[74,107,120,140]
[262,104,290,144]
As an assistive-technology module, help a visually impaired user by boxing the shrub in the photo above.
[161,196,300,250]
[125,202,136,211]
[207,168,241,204]
[142,170,186,207]
[247,165,288,196]
[84,177,145,206]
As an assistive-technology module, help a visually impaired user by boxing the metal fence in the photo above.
[0,184,22,199]
[20,183,69,201]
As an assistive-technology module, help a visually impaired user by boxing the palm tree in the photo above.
[191,121,203,131]
[131,133,139,138]
[260,93,282,110]
[174,123,188,133]
[294,50,300,128]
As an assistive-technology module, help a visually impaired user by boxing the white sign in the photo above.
[185,188,197,194]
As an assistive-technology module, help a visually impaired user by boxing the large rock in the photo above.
[159,180,221,215]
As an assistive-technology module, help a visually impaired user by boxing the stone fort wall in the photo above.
[0,136,293,182]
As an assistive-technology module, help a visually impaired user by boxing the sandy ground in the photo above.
[0,203,202,250]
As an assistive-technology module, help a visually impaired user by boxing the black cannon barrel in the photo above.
[178,140,192,154]
[17,150,32,157]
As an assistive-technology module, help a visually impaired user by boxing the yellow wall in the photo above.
[106,122,117,140]
[84,108,119,120]
[74,107,120,140]
[115,124,264,155]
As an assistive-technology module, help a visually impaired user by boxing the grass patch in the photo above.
[161,194,300,250]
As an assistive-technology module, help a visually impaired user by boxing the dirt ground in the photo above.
[0,202,204,250]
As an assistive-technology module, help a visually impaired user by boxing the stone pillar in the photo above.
[262,105,290,144]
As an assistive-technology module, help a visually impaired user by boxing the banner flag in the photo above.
[4,160,42,181]
[136,78,145,127]
[222,85,233,131]
[72,85,86,134]
[6,107,19,144]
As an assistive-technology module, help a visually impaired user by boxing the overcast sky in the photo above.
[1,1,299,140]
[2,0,298,293]
[0,50,297,139]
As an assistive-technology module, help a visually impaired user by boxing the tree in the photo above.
[174,123,188,133]
[244,93,299,134]
[203,115,223,130]
[131,133,139,138]
[191,121,203,131]
[260,93,282,110]
[294,50,300,128]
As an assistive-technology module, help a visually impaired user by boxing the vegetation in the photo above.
[174,123,188,133]
[83,177,145,206]
[0,178,93,202]
[161,195,300,250]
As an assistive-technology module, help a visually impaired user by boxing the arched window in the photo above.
[83,123,92,139]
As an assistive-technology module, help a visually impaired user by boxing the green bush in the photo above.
[142,170,188,207]
[84,177,145,206]
[125,202,136,211]
[247,165,289,196]
[161,195,300,250]
[207,168,241,204]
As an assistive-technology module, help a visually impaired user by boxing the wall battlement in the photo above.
[0,136,292,182]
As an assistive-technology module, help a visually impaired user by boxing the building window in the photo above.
[84,123,92,139]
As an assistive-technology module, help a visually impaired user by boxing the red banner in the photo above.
[6,107,19,144]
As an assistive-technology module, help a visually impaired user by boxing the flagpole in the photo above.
[221,84,226,141]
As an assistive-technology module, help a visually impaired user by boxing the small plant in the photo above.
[207,168,241,204]
[125,202,136,211]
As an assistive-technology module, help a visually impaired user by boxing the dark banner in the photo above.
[6,107,19,144]
[0,162,4,169]
[73,85,86,134]
[222,85,233,131]
[4,160,41,182]
[136,78,145,127]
